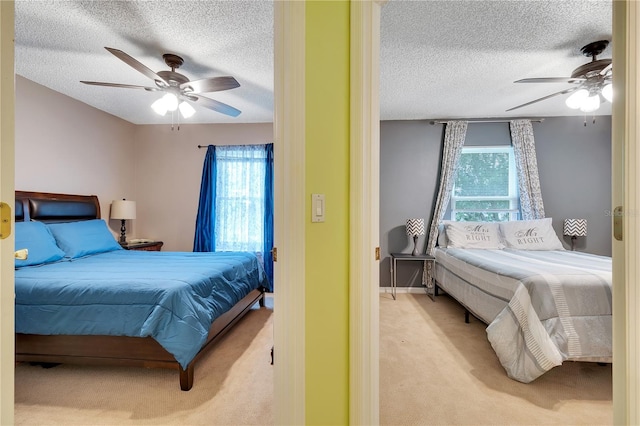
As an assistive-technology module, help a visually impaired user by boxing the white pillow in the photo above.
[444,221,504,249]
[499,218,565,250]
[437,222,449,247]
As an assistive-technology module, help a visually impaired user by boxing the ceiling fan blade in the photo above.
[600,63,613,76]
[188,94,241,117]
[181,76,240,94]
[514,77,585,84]
[80,81,160,91]
[104,47,168,86]
[506,87,579,112]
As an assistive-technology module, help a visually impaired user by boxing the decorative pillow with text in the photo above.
[444,221,504,249]
[499,218,565,250]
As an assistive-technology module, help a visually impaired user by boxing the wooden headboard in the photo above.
[15,191,101,223]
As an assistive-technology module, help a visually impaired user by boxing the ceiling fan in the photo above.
[507,40,612,113]
[81,47,241,118]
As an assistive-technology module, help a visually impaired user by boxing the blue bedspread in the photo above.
[15,250,269,368]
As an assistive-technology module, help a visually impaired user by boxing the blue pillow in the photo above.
[14,221,66,268]
[47,219,123,259]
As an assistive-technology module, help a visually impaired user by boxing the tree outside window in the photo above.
[451,146,519,222]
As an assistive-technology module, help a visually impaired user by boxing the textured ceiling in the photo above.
[15,0,612,125]
[380,0,613,121]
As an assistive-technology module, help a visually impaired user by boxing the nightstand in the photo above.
[390,252,436,301]
[121,241,164,251]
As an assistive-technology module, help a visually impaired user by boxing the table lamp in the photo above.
[111,199,137,244]
[406,218,425,256]
[563,218,587,251]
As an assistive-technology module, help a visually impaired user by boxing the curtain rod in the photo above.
[430,118,544,125]
[198,143,273,148]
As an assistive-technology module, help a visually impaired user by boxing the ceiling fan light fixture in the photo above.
[602,83,613,103]
[565,89,589,109]
[179,101,196,118]
[151,98,168,116]
[83,47,241,121]
[508,41,612,117]
[579,93,601,113]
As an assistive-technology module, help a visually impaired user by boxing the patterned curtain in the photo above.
[509,120,545,220]
[425,120,468,255]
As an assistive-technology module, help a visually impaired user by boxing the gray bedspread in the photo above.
[434,248,612,383]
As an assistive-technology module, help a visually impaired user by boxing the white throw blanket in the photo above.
[435,248,612,383]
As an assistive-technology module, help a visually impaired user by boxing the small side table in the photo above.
[390,253,436,301]
[121,241,164,251]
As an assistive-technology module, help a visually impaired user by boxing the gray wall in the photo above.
[380,116,612,287]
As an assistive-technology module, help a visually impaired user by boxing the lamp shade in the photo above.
[179,101,196,118]
[151,98,168,116]
[565,89,589,109]
[579,94,600,113]
[162,93,179,112]
[406,218,425,236]
[563,219,587,237]
[110,200,137,220]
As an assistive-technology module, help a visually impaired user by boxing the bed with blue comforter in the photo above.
[16,250,268,370]
[14,190,269,391]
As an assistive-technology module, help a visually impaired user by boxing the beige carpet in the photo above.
[15,298,274,426]
[15,293,612,425]
[380,292,613,426]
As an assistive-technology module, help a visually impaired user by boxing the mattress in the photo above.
[15,250,269,368]
[434,247,612,383]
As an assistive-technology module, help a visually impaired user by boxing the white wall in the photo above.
[133,123,273,251]
[15,76,137,235]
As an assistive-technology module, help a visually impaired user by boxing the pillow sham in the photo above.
[444,221,504,249]
[437,222,449,247]
[499,218,565,250]
[47,219,123,259]
[14,221,66,268]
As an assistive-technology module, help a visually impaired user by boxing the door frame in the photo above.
[612,1,639,424]
[349,1,382,424]
[0,1,15,424]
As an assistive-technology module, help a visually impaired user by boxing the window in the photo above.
[194,143,274,285]
[451,146,519,222]
[214,145,269,252]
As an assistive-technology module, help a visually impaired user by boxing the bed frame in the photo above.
[15,190,266,391]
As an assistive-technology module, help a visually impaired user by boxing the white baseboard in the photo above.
[379,286,427,294]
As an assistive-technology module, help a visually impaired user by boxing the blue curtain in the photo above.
[262,144,274,284]
[194,145,217,252]
[193,143,274,287]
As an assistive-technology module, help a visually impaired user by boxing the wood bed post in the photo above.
[179,365,195,391]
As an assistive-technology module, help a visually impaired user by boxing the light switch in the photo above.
[312,194,325,222]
